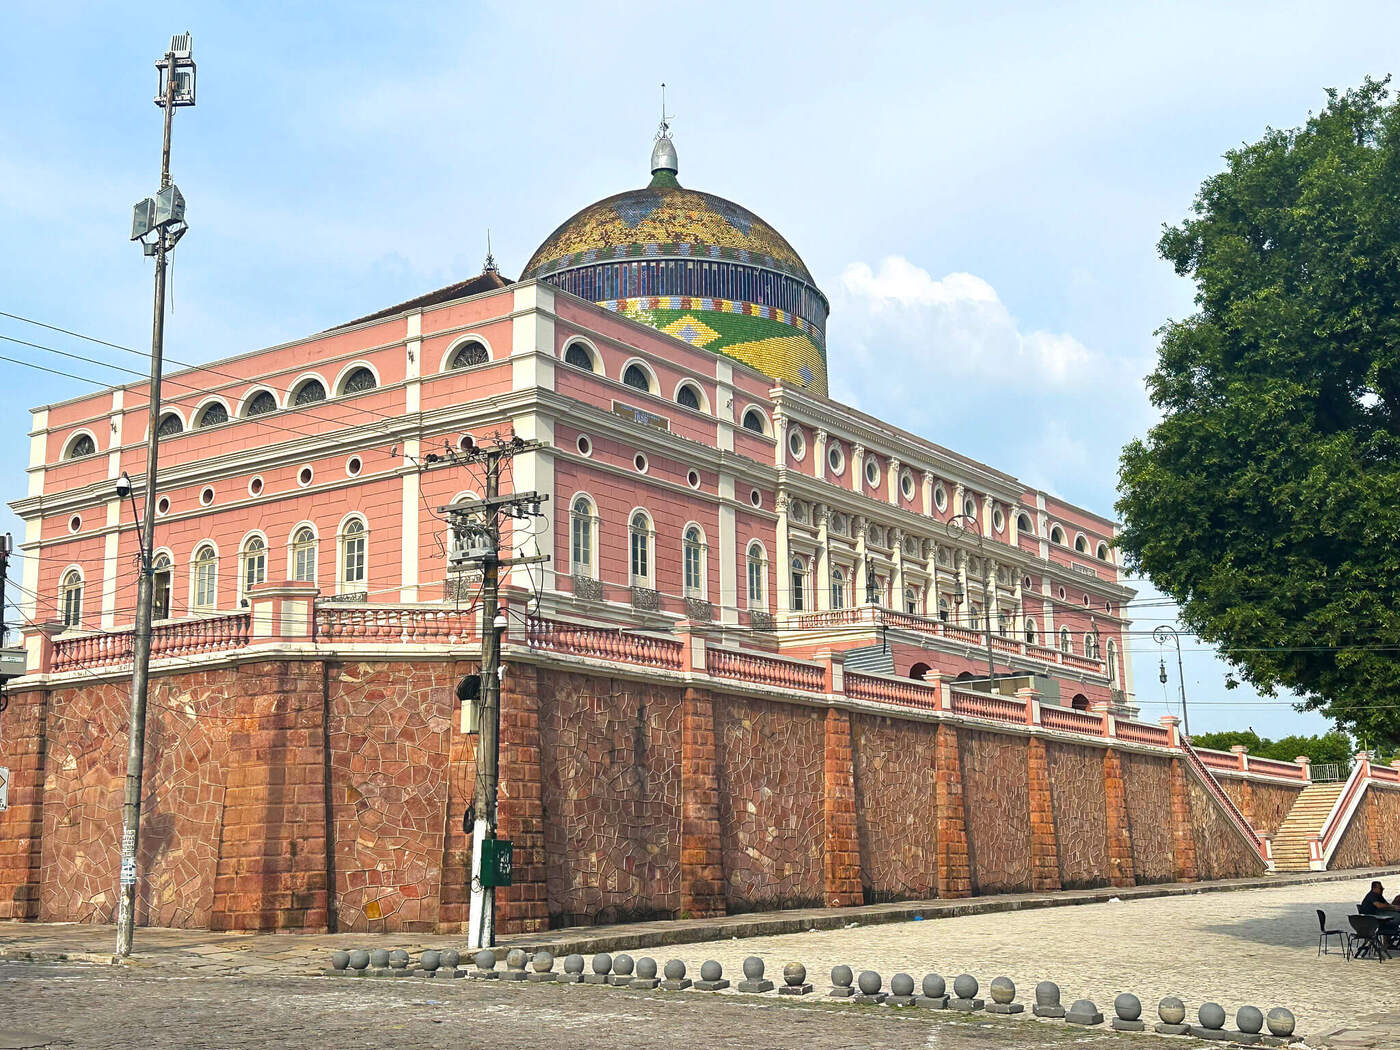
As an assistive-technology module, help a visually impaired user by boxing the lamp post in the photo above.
[115,32,196,960]
[1153,624,1190,738]
[948,514,997,691]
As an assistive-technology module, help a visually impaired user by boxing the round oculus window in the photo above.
[199,487,215,506]
[788,426,805,459]
[346,456,363,477]
[900,470,915,500]
[865,458,880,487]
[687,469,701,489]
[68,514,81,533]
[992,507,1005,531]
[633,452,648,474]
[248,476,264,496]
[963,497,976,518]
[576,435,592,457]
[933,483,947,511]
[750,488,762,507]
[827,443,845,475]
[156,496,170,516]
[298,466,314,487]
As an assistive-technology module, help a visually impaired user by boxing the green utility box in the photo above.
[481,838,513,887]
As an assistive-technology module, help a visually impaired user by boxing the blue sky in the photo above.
[4,1,1394,739]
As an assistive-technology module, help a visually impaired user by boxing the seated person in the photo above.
[1360,881,1400,946]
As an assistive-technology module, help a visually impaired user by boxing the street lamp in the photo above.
[1153,624,1190,738]
[948,514,998,691]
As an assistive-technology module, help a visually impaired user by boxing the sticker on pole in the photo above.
[120,852,137,886]
[0,766,8,811]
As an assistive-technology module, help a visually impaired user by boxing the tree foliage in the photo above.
[1118,79,1400,748]
[1189,729,1354,766]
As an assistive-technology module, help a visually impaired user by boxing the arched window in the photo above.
[570,496,595,578]
[1084,633,1098,660]
[341,367,377,394]
[564,342,596,372]
[1024,617,1037,645]
[1074,534,1088,553]
[66,433,97,459]
[1107,640,1118,683]
[340,518,367,590]
[909,662,931,682]
[293,378,327,405]
[1060,627,1071,653]
[156,413,183,438]
[291,527,317,583]
[152,554,173,620]
[677,383,702,411]
[904,587,919,615]
[246,390,277,416]
[741,408,767,434]
[683,526,705,598]
[59,569,83,628]
[192,544,218,612]
[1096,541,1110,561]
[830,568,846,610]
[746,542,766,608]
[241,536,267,599]
[1071,693,1090,711]
[450,341,489,369]
[622,363,652,392]
[938,595,950,622]
[196,402,228,428]
[790,556,807,612]
[1049,525,1065,545]
[629,512,651,586]
[1017,512,1033,534]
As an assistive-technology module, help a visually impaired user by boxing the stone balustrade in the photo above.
[524,614,685,670]
[52,612,251,672]
[704,647,826,692]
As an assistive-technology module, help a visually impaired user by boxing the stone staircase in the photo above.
[1271,782,1347,872]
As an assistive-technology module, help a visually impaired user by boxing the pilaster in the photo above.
[1168,758,1200,882]
[822,708,863,906]
[1102,748,1136,888]
[0,685,49,919]
[934,723,971,897]
[1027,737,1061,891]
[496,661,548,933]
[680,686,726,918]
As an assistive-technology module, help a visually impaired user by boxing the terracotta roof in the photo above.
[330,270,513,330]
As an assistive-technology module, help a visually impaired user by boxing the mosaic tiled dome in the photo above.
[521,130,830,396]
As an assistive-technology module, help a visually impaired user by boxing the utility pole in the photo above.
[441,436,548,949]
[116,33,196,960]
[0,533,11,715]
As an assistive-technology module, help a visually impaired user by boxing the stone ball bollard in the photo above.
[829,964,855,998]
[987,976,1022,1014]
[1034,980,1065,1019]
[661,958,691,991]
[780,961,812,996]
[886,973,916,1008]
[585,953,613,985]
[631,956,660,990]
[950,974,983,1012]
[1112,992,1144,1032]
[388,949,410,974]
[441,948,461,971]
[1156,996,1188,1035]
[1266,1008,1296,1038]
[473,949,496,973]
[856,970,884,1004]
[418,949,440,976]
[347,949,370,973]
[609,953,635,987]
[1198,1002,1227,1030]
[738,955,773,994]
[328,950,350,974]
[561,953,586,984]
[368,948,390,972]
[696,960,729,991]
[917,972,949,1009]
[1237,1006,1264,1036]
[528,950,556,983]
[500,948,527,981]
[1066,998,1104,1026]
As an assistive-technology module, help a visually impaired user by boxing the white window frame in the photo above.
[790,556,808,612]
[746,541,767,609]
[570,494,597,579]
[59,566,84,629]
[239,532,268,604]
[682,523,707,599]
[628,509,654,588]
[288,523,319,584]
[191,543,219,613]
[338,515,369,594]
[830,567,846,610]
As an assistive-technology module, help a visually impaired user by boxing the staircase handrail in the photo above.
[1180,737,1266,859]
[1316,760,1370,867]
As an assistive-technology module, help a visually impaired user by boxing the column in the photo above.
[496,660,548,934]
[891,527,905,610]
[1102,749,1136,888]
[924,541,940,618]
[1168,758,1200,882]
[1027,738,1061,891]
[680,687,726,918]
[887,456,901,505]
[813,428,828,483]
[822,709,863,907]
[955,549,969,626]
[853,516,869,605]
[921,470,935,517]
[815,505,831,611]
[851,444,865,495]
[0,680,49,919]
[775,495,792,613]
[934,723,971,897]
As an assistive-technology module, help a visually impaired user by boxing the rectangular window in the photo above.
[747,556,764,606]
[343,537,366,586]
[572,514,593,578]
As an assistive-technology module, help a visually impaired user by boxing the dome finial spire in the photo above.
[650,81,679,186]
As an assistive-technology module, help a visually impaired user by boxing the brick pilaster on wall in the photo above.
[679,687,726,919]
[1102,749,1136,889]
[210,661,331,932]
[1236,779,1256,829]
[0,686,49,920]
[1168,758,1200,882]
[438,660,480,932]
[822,708,863,907]
[495,661,548,935]
[1026,738,1062,892]
[934,723,971,898]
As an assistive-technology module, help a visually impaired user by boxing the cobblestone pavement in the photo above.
[656,875,1400,1048]
[0,962,1197,1050]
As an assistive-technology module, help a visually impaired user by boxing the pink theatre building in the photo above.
[1,131,1294,935]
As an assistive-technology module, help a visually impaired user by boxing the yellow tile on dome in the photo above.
[660,314,721,347]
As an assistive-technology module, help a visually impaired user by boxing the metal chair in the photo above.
[1348,914,1389,962]
[1317,909,1349,957]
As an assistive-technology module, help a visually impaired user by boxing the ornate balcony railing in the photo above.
[705,647,825,692]
[52,612,251,672]
[315,604,476,642]
[524,615,685,670]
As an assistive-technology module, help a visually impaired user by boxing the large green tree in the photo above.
[1118,79,1400,749]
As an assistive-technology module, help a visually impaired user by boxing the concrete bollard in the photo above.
[885,973,917,1007]
[326,950,350,976]
[347,949,370,977]
[500,948,527,982]
[987,977,1022,1014]
[829,964,855,998]
[854,971,886,1005]
[469,949,498,980]
[1112,993,1144,1032]
[949,974,983,1012]
[527,951,557,983]
[610,953,635,987]
[915,973,948,1009]
[631,957,660,990]
[1193,1002,1230,1041]
[368,948,391,977]
[738,956,773,993]
[694,960,729,991]
[388,948,411,977]
[1264,1007,1297,1045]
[1156,996,1189,1035]
[1234,1005,1264,1045]
[779,962,812,996]
[560,953,585,984]
[439,948,462,978]
[415,950,439,979]
[1034,980,1065,1019]
[584,953,613,986]
[1066,999,1104,1026]
[660,959,691,991]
